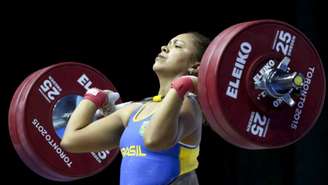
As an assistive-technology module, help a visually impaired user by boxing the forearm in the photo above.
[63,100,97,136]
[144,89,183,149]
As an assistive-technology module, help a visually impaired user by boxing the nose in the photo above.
[161,45,169,53]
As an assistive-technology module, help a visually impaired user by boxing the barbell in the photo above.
[8,19,326,181]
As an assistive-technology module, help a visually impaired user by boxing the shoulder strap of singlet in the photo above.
[127,103,145,125]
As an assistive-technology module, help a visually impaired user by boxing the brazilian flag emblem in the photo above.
[139,120,150,137]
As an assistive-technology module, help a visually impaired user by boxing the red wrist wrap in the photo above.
[84,88,108,109]
[171,76,194,99]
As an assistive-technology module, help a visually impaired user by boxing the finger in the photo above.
[188,68,198,76]
[108,91,120,104]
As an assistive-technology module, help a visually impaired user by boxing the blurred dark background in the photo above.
[1,1,327,185]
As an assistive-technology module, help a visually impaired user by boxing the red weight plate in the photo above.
[206,20,325,149]
[204,23,262,149]
[15,62,120,181]
[17,68,76,181]
[198,25,233,140]
[9,68,65,180]
[199,23,258,148]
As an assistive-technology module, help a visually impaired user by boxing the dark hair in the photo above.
[188,32,211,62]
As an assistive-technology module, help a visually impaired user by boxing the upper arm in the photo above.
[61,103,140,153]
[176,95,202,142]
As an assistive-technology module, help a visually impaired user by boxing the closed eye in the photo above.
[175,44,182,48]
[174,40,184,48]
[168,39,185,49]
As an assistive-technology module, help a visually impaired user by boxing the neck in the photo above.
[154,69,187,97]
[157,76,175,96]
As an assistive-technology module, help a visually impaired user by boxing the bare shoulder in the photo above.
[115,102,143,127]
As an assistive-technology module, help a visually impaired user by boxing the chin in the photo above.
[152,62,162,72]
[152,63,157,71]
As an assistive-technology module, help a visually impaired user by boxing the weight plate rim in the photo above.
[17,62,119,179]
[208,20,326,149]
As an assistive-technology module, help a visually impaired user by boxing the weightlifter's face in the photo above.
[153,33,198,77]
